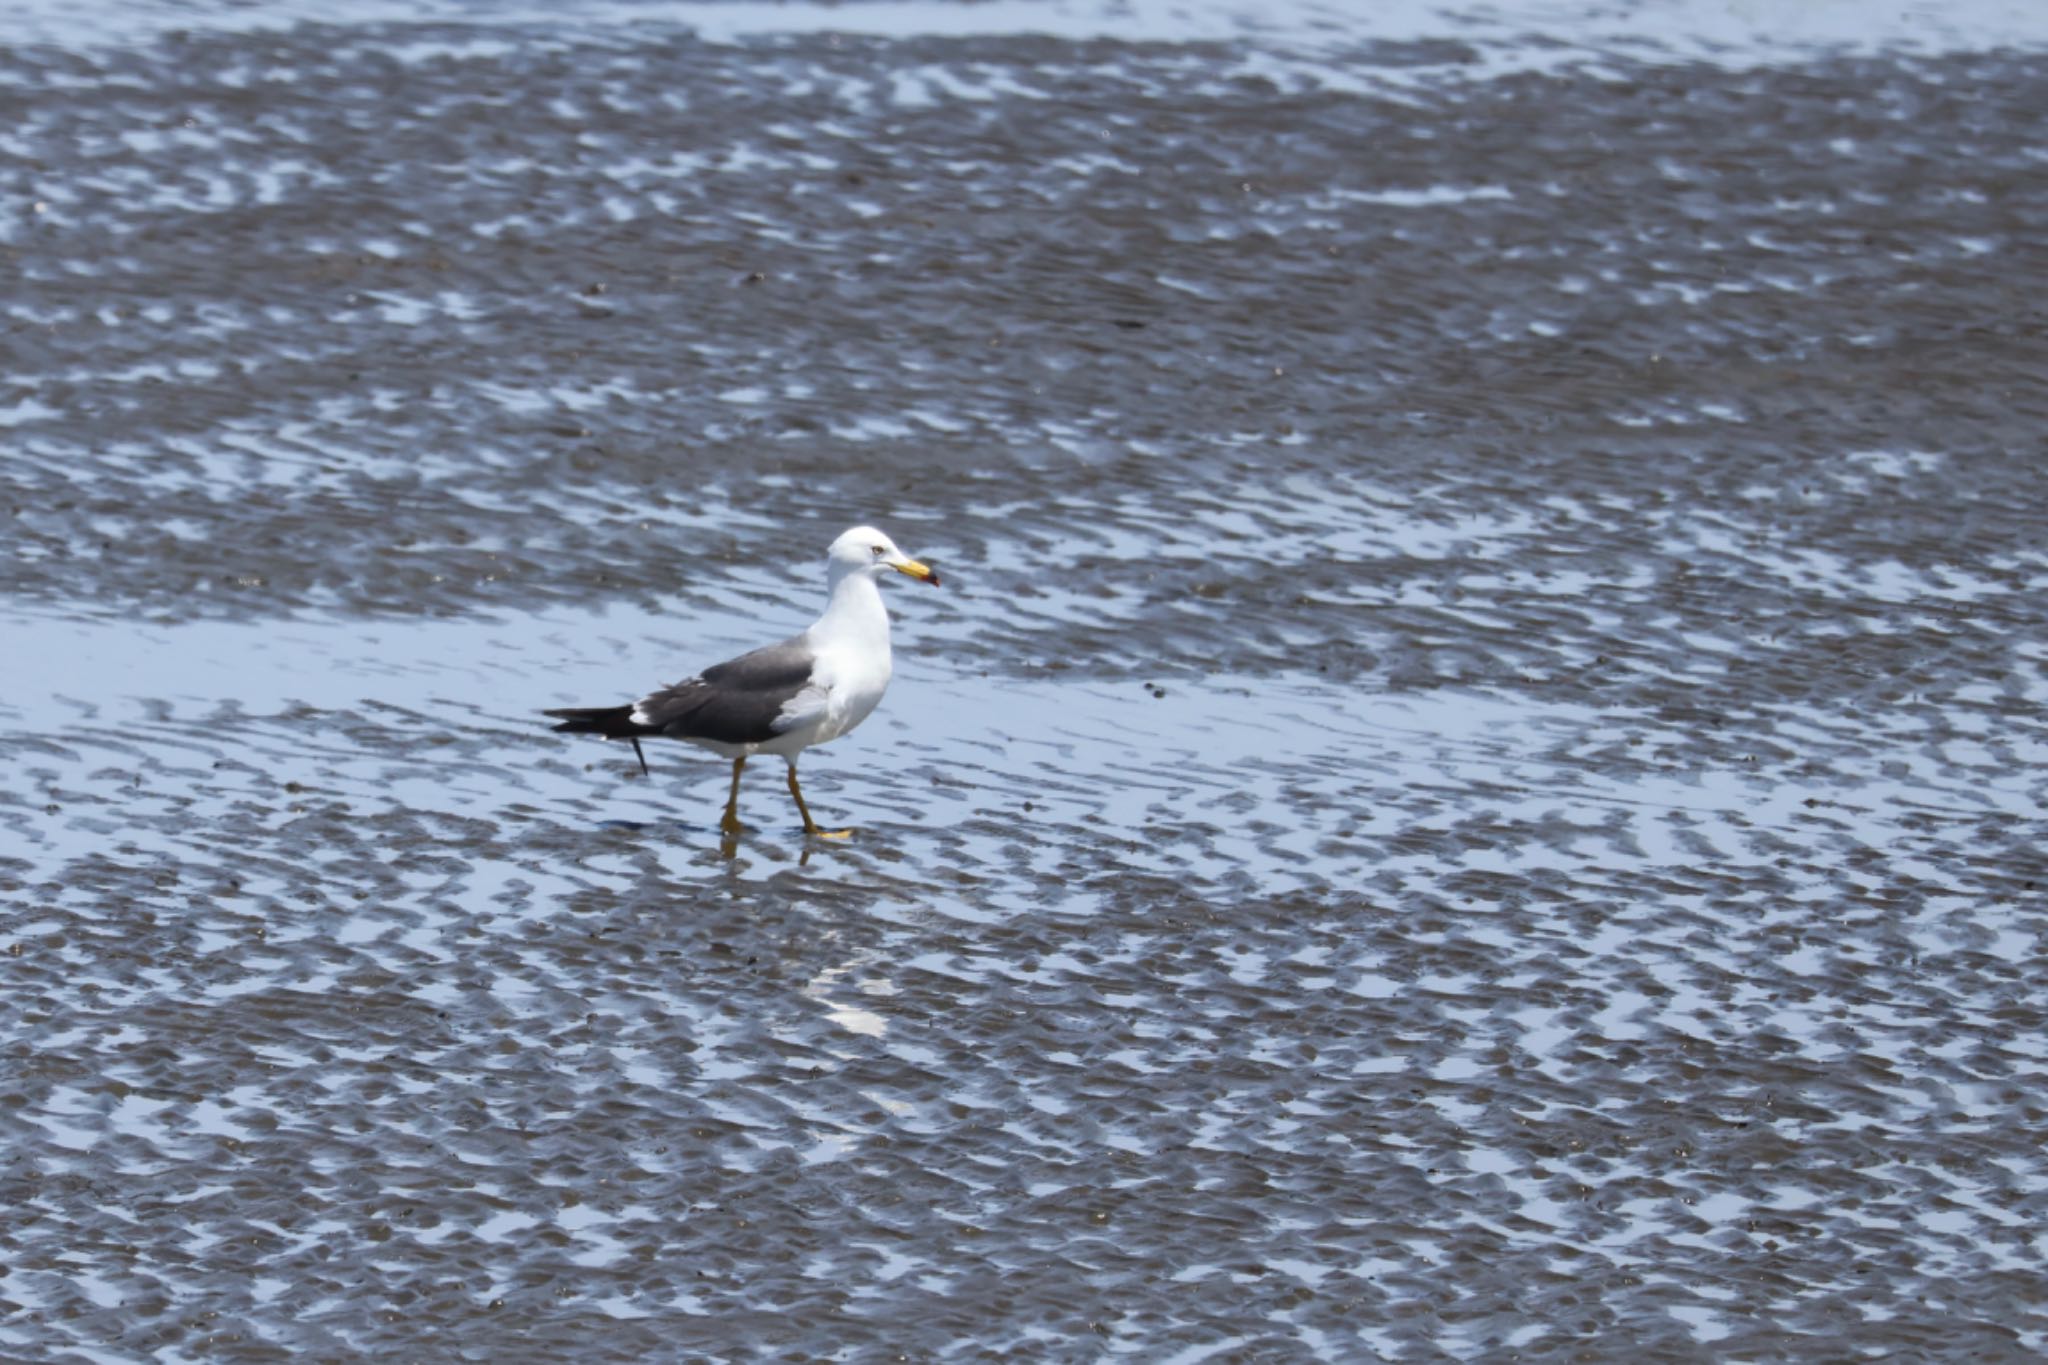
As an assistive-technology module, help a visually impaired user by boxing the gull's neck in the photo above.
[809,567,892,656]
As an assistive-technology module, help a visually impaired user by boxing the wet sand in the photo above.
[3,1,2047,1356]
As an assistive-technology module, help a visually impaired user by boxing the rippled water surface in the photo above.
[5,0,2048,1357]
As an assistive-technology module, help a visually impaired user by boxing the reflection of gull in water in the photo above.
[805,958,892,1039]
[545,525,940,837]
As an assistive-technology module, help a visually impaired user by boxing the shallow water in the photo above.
[4,0,2048,1357]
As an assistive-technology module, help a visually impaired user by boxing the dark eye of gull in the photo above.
[871,545,886,557]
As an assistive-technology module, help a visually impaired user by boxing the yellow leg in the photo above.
[720,756,747,834]
[786,764,851,839]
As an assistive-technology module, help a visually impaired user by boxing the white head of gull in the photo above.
[545,524,940,838]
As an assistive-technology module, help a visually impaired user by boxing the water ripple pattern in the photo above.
[2,0,2046,1358]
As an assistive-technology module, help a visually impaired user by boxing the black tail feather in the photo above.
[545,705,653,776]
[543,704,638,737]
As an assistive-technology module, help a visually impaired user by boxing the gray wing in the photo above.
[630,636,820,746]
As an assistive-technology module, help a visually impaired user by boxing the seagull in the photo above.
[545,525,940,838]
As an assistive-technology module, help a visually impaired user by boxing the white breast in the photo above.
[810,642,892,744]
[796,569,896,748]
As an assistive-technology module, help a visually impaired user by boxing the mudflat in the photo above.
[3,2,2045,1356]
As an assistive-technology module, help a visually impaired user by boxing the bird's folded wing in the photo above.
[631,637,816,745]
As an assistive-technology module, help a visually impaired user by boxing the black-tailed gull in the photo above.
[545,525,940,837]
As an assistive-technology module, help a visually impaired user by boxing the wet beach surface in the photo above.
[4,0,2048,1356]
